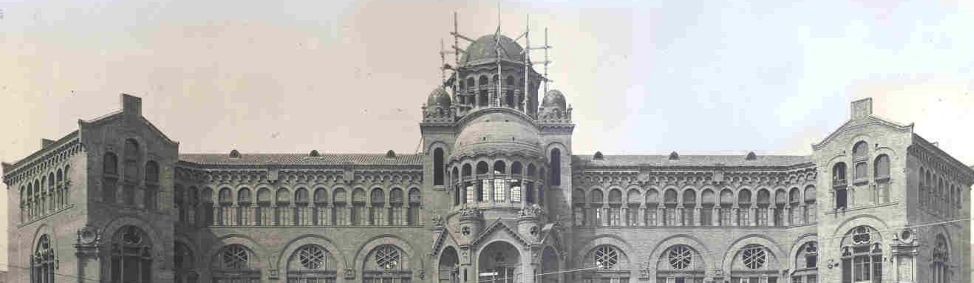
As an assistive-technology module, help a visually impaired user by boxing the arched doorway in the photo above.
[438,247,460,283]
[539,246,559,283]
[478,241,521,283]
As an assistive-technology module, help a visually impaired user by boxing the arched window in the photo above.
[493,160,506,174]
[549,149,561,185]
[933,234,949,283]
[213,244,260,282]
[804,185,817,224]
[218,188,234,226]
[700,189,715,226]
[594,245,620,270]
[174,242,198,283]
[237,188,252,226]
[853,142,868,181]
[351,188,366,226]
[55,169,63,209]
[476,162,489,175]
[433,148,445,185]
[109,226,152,283]
[363,245,411,282]
[287,245,337,282]
[608,189,623,226]
[583,245,630,282]
[175,185,186,223]
[789,188,802,225]
[874,155,890,203]
[840,226,883,283]
[656,245,705,282]
[32,235,55,283]
[572,189,586,226]
[719,189,734,226]
[143,161,159,210]
[188,187,200,226]
[256,188,272,226]
[627,189,641,226]
[731,245,779,281]
[294,188,310,225]
[737,189,751,226]
[663,189,678,226]
[645,189,660,226]
[122,139,139,206]
[390,188,404,225]
[103,152,119,204]
[774,190,787,226]
[332,188,348,226]
[682,189,696,226]
[408,188,421,225]
[314,188,328,226]
[833,162,848,210]
[370,188,386,226]
[511,162,523,175]
[277,188,293,225]
[590,189,605,226]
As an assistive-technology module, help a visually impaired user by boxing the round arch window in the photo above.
[668,246,693,270]
[741,246,767,269]
[594,246,619,270]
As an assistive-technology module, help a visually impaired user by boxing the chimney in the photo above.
[851,98,872,119]
[121,93,142,116]
[41,138,56,148]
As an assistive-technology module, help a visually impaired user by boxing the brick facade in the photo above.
[3,32,971,283]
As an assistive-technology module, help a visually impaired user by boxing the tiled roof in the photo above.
[179,153,422,166]
[573,154,812,168]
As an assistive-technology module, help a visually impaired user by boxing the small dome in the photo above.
[460,35,525,65]
[542,90,567,109]
[453,112,541,159]
[427,87,452,107]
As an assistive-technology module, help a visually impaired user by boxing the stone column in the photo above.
[732,206,739,226]
[676,206,684,227]
[694,207,701,226]
[749,207,757,227]
[639,207,646,226]
[658,207,665,227]
[783,207,791,227]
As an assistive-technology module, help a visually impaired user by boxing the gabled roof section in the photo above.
[573,154,811,168]
[2,130,79,175]
[178,153,422,166]
[79,94,179,146]
[469,219,530,247]
[812,98,913,151]
[912,134,974,182]
[430,227,459,257]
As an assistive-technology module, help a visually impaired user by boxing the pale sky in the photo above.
[1,0,973,271]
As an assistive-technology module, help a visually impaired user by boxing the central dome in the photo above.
[452,111,541,160]
[460,35,525,66]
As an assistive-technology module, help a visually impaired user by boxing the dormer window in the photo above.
[229,149,241,159]
[668,151,679,160]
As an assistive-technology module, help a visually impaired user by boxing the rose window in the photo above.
[852,226,870,245]
[667,246,692,270]
[222,245,250,269]
[741,247,767,269]
[375,246,401,270]
[298,245,326,269]
[594,246,619,270]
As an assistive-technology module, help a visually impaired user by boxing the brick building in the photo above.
[3,30,971,283]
